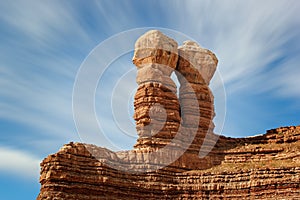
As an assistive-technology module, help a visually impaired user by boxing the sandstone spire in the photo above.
[176,40,218,153]
[132,30,180,149]
[132,31,219,154]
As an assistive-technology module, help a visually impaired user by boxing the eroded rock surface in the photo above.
[176,40,218,153]
[133,30,180,150]
[37,30,300,199]
[37,126,300,199]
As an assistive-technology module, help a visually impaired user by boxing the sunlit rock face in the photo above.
[133,30,178,69]
[176,40,218,153]
[133,30,181,150]
[177,40,218,85]
[37,126,300,199]
[37,30,300,200]
[132,30,218,154]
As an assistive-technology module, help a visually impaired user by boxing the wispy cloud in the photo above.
[0,10,299,200]
[0,146,40,179]
[269,57,300,99]
[0,0,299,157]
[0,0,95,49]
[160,0,300,135]
[164,0,300,94]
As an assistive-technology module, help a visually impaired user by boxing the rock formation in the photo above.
[176,41,217,154]
[132,30,180,150]
[37,30,300,199]
[37,126,300,199]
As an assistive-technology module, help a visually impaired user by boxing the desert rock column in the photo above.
[176,41,218,153]
[132,30,180,149]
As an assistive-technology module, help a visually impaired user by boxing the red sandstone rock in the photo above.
[132,31,180,150]
[37,126,300,199]
[176,41,217,153]
[177,41,218,85]
[133,30,178,69]
[37,31,300,199]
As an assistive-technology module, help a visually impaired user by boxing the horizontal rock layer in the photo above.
[132,30,218,154]
[37,31,300,199]
[176,41,217,153]
[37,126,300,199]
[133,30,180,150]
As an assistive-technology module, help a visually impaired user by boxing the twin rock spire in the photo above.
[132,30,218,154]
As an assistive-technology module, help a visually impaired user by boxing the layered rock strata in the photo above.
[176,41,218,153]
[37,126,300,199]
[37,30,300,199]
[132,30,180,150]
[129,30,220,170]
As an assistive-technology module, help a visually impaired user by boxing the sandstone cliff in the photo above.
[37,126,300,199]
[37,30,300,199]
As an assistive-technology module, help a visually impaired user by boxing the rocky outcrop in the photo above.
[131,30,221,170]
[37,126,300,199]
[37,30,300,199]
[128,30,220,171]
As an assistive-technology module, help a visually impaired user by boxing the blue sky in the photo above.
[1,0,300,199]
